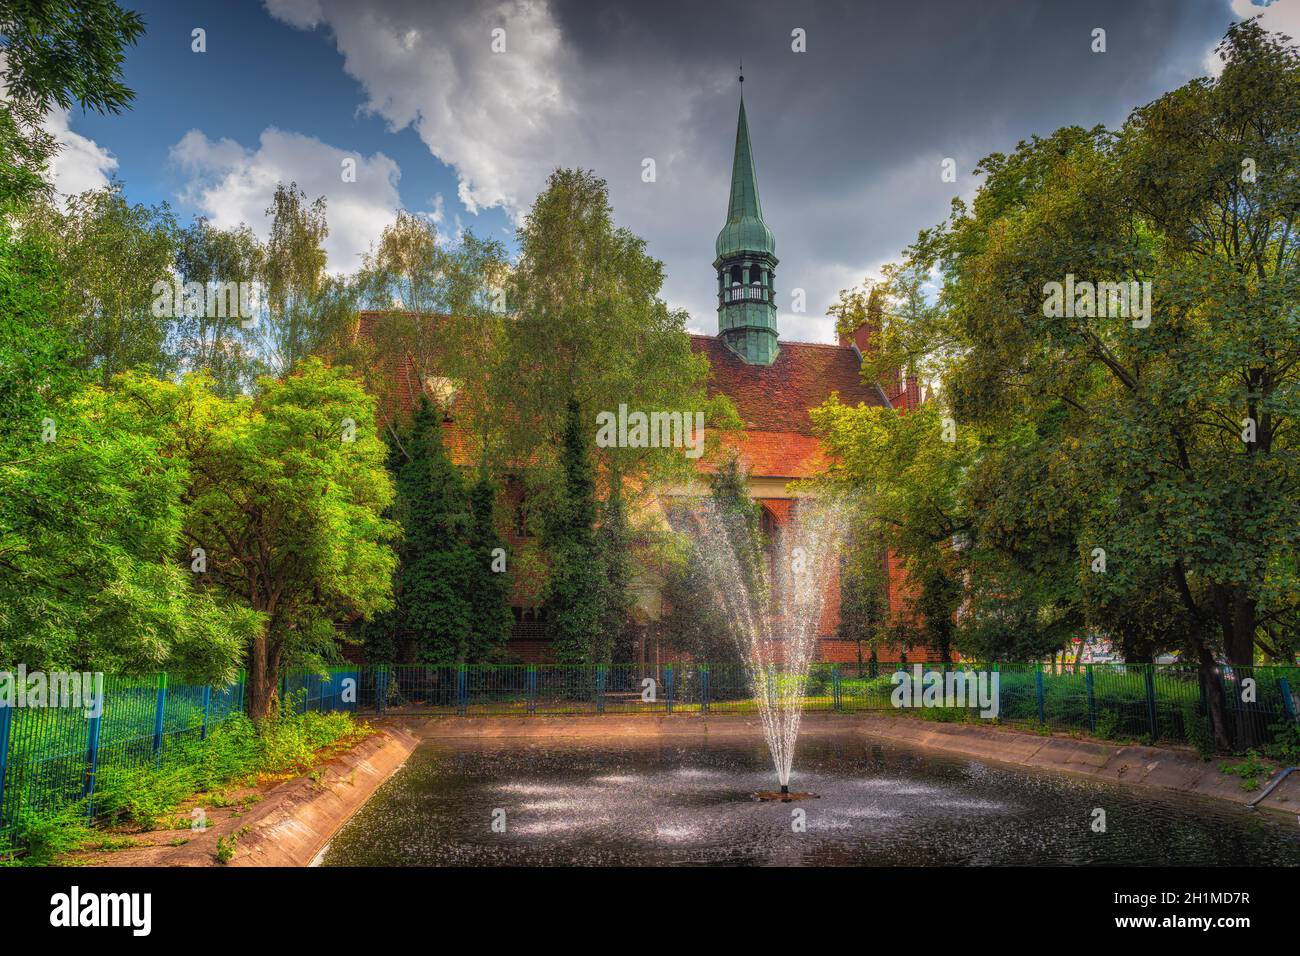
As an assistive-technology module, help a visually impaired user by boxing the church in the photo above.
[359,89,929,666]
[632,91,926,667]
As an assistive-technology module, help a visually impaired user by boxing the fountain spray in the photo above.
[689,494,850,798]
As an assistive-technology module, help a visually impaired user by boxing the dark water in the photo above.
[320,732,1300,866]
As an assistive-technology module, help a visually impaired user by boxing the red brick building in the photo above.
[360,92,930,665]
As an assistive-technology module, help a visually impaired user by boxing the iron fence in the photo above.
[1,661,1297,842]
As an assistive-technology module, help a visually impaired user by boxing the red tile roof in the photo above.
[690,334,883,436]
[699,430,831,480]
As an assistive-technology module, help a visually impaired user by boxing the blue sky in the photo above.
[47,0,1299,342]
[71,0,512,248]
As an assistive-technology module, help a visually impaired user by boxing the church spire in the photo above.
[714,81,778,365]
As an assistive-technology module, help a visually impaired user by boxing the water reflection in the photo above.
[321,731,1300,867]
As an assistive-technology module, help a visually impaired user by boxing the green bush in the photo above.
[1264,721,1300,764]
[0,804,92,866]
[2,708,361,864]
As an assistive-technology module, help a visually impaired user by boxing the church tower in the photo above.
[715,87,779,365]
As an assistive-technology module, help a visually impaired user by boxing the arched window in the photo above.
[730,264,742,286]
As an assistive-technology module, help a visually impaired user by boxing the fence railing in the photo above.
[354,663,1300,750]
[2,661,1297,841]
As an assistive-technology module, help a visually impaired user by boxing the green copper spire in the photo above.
[714,86,779,365]
[715,98,776,260]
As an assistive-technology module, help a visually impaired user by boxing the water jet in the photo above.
[687,493,850,793]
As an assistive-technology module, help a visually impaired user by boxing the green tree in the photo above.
[22,185,178,384]
[0,216,253,678]
[173,216,265,396]
[253,182,355,376]
[389,396,474,665]
[351,210,510,458]
[466,471,513,662]
[500,168,722,506]
[116,359,398,722]
[542,397,605,663]
[826,19,1300,749]
[594,473,635,665]
[0,0,145,205]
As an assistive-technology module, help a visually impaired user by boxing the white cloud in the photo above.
[43,105,118,199]
[262,0,719,304]
[266,0,573,218]
[259,0,973,344]
[0,53,117,202]
[1204,0,1300,74]
[169,127,403,273]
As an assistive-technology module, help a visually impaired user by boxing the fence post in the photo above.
[376,666,389,715]
[596,667,606,715]
[1143,666,1159,740]
[665,665,674,715]
[456,665,468,717]
[200,684,212,741]
[832,665,842,713]
[527,665,537,715]
[0,704,11,827]
[1278,677,1297,723]
[1085,664,1097,733]
[81,708,103,808]
[1034,664,1046,724]
[152,674,168,760]
[699,666,709,716]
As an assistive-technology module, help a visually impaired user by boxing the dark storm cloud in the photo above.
[265,0,1243,339]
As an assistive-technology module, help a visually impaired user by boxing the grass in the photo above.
[0,706,366,865]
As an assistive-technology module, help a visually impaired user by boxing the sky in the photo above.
[48,0,1300,344]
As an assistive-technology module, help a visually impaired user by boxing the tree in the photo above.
[0,215,253,679]
[253,182,355,376]
[499,170,727,661]
[0,0,145,205]
[351,210,509,457]
[542,397,606,663]
[22,185,178,384]
[173,216,265,396]
[828,19,1300,749]
[117,359,398,722]
[836,528,889,669]
[659,454,763,664]
[500,168,722,505]
[466,470,513,662]
[389,395,474,665]
[594,473,635,665]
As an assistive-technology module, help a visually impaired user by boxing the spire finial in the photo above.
[739,57,744,86]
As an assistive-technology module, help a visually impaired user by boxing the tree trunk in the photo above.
[246,633,275,726]
[1197,642,1232,753]
[1225,587,1256,666]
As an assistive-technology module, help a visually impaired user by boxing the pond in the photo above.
[319,731,1300,866]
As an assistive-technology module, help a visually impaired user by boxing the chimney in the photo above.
[838,286,883,357]
[840,287,919,410]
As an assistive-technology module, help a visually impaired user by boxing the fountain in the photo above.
[687,494,851,800]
